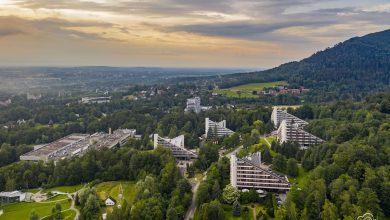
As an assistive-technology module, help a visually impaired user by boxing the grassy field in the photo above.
[42,184,84,193]
[0,197,72,220]
[95,181,136,205]
[214,81,288,98]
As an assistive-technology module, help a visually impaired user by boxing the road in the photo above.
[184,172,207,220]
[224,145,243,158]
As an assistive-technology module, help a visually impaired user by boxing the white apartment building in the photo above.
[271,108,308,128]
[205,118,234,138]
[231,152,290,191]
[153,134,198,160]
[277,120,324,148]
[185,97,201,113]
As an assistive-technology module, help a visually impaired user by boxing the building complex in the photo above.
[277,120,324,148]
[20,129,136,162]
[153,134,198,160]
[272,108,324,148]
[231,152,290,191]
[0,191,25,204]
[271,108,308,128]
[205,118,234,138]
[81,96,111,104]
[185,97,201,113]
[184,97,212,113]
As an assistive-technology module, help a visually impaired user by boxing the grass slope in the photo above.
[214,81,288,98]
[0,197,71,220]
[95,181,136,205]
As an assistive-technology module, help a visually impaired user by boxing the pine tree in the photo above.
[233,199,241,217]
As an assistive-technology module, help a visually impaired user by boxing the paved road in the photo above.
[224,145,243,158]
[184,172,207,220]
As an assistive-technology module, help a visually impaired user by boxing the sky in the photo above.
[0,0,389,68]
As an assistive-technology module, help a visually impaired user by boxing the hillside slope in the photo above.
[216,29,390,100]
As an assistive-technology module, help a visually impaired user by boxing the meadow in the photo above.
[214,81,288,98]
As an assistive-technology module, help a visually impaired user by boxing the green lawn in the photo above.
[95,181,136,205]
[214,81,288,98]
[43,184,84,193]
[0,197,72,220]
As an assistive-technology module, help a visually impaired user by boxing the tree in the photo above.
[262,147,272,164]
[321,199,338,220]
[272,154,287,172]
[286,158,299,177]
[212,180,221,200]
[30,211,39,220]
[222,184,240,204]
[51,203,63,220]
[253,120,265,134]
[232,199,241,217]
[197,200,224,220]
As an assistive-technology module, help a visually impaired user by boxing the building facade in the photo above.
[0,191,25,204]
[185,97,201,113]
[276,120,324,149]
[205,118,234,138]
[153,134,198,160]
[231,152,290,191]
[271,108,308,128]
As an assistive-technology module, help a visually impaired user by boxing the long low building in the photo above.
[276,120,324,149]
[205,118,234,138]
[153,134,198,160]
[20,129,136,162]
[231,152,290,191]
[0,191,25,204]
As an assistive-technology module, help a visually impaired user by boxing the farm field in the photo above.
[0,196,71,220]
[214,81,288,98]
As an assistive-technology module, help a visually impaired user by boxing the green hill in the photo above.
[212,29,390,101]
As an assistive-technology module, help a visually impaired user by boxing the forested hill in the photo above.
[215,29,390,101]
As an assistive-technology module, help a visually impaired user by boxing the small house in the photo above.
[105,197,116,206]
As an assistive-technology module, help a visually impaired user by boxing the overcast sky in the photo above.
[0,0,389,68]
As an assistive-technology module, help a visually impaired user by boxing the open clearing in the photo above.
[214,81,288,98]
[95,181,136,205]
[0,196,71,220]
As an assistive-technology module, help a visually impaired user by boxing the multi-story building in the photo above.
[276,120,324,149]
[185,97,201,113]
[205,118,234,138]
[271,108,308,128]
[231,152,290,191]
[153,134,198,160]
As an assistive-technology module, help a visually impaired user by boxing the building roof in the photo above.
[105,196,116,204]
[0,191,23,197]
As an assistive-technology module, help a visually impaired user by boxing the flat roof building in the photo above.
[0,191,25,204]
[20,129,136,162]
[276,120,324,149]
[271,108,308,128]
[231,152,290,191]
[81,96,111,104]
[153,134,198,160]
[205,118,234,138]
